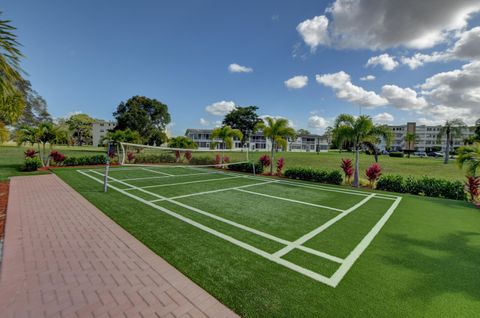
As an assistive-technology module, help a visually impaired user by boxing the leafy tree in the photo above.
[475,121,480,141]
[168,136,198,149]
[296,129,311,136]
[211,126,243,163]
[404,132,419,158]
[222,106,262,147]
[256,117,295,175]
[113,95,171,145]
[0,122,8,143]
[15,79,51,125]
[0,93,24,125]
[437,119,466,164]
[333,114,392,187]
[0,12,24,96]
[16,122,61,166]
[66,113,94,146]
[102,128,142,144]
[457,142,480,176]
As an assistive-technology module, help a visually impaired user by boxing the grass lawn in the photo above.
[0,145,105,180]
[53,166,480,317]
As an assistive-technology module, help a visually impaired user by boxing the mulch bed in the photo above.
[0,182,9,240]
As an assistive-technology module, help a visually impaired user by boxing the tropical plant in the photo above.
[222,106,262,147]
[127,151,135,163]
[332,114,392,187]
[464,176,480,204]
[102,128,142,144]
[24,149,37,158]
[16,122,60,166]
[340,158,354,184]
[211,125,243,164]
[365,163,382,188]
[0,122,8,143]
[437,119,466,164]
[404,132,419,158]
[456,143,480,176]
[259,154,271,169]
[50,150,65,165]
[256,117,295,175]
[0,13,24,96]
[184,150,192,162]
[276,157,285,176]
[168,136,198,149]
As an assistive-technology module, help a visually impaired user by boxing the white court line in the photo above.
[141,167,174,176]
[273,193,376,258]
[80,170,343,283]
[329,196,402,287]
[88,170,343,264]
[235,188,344,213]
[125,175,242,190]
[120,172,216,182]
[150,180,279,202]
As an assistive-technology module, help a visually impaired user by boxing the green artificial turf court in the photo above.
[53,164,480,317]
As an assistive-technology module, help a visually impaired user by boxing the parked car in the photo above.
[427,152,443,158]
[414,152,427,158]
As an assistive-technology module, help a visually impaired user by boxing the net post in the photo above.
[252,161,256,176]
[103,142,111,193]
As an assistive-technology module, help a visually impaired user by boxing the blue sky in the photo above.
[4,0,480,135]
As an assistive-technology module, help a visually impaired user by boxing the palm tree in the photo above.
[256,117,295,175]
[437,119,466,164]
[0,13,24,96]
[404,132,419,158]
[210,125,243,164]
[457,142,480,176]
[17,122,59,166]
[333,114,392,187]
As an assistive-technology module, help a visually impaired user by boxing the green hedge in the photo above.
[227,162,263,174]
[63,155,107,166]
[284,167,343,185]
[188,156,216,165]
[134,153,177,164]
[388,152,404,158]
[21,157,42,171]
[376,174,465,200]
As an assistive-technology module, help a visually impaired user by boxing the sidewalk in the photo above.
[0,174,238,318]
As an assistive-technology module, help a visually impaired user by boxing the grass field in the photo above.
[54,165,480,317]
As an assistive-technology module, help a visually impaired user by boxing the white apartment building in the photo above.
[185,129,329,152]
[92,120,116,146]
[379,122,476,152]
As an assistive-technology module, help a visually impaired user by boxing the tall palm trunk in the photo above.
[444,133,450,164]
[353,145,360,187]
[270,140,275,175]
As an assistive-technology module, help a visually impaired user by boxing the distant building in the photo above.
[185,129,329,152]
[92,120,116,146]
[379,122,475,152]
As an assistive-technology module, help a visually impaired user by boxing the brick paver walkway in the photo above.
[0,175,238,318]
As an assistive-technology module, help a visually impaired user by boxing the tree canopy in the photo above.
[222,106,262,146]
[168,136,198,149]
[113,95,171,145]
[66,113,94,146]
[296,129,311,136]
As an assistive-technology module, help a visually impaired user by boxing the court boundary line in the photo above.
[123,175,243,190]
[141,167,174,176]
[79,168,402,287]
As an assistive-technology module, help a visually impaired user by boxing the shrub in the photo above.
[223,156,230,164]
[284,167,343,185]
[188,156,216,165]
[376,174,465,200]
[259,154,271,168]
[24,149,37,158]
[465,176,480,203]
[340,158,354,184]
[228,162,263,174]
[276,157,285,176]
[365,163,382,188]
[175,150,181,162]
[21,157,42,171]
[63,155,107,166]
[127,151,135,163]
[184,151,192,162]
[389,152,404,158]
[134,153,176,164]
[50,151,65,165]
[215,154,221,166]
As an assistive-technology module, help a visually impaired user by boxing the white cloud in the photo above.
[308,115,328,130]
[373,112,394,124]
[381,85,428,110]
[297,0,480,50]
[199,118,210,126]
[228,63,253,73]
[360,75,375,81]
[400,52,448,69]
[284,75,308,89]
[296,15,329,51]
[205,100,236,116]
[366,54,399,71]
[316,71,388,108]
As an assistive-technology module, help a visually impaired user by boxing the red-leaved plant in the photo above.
[365,163,382,188]
[223,156,230,164]
[175,150,181,162]
[276,157,285,176]
[465,176,480,204]
[127,151,135,163]
[184,151,192,162]
[50,150,65,164]
[24,149,37,158]
[108,148,116,159]
[259,154,271,168]
[215,153,222,168]
[341,158,354,184]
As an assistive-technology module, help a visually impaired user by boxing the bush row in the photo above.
[63,155,107,166]
[388,152,404,158]
[376,175,465,200]
[227,162,263,174]
[284,167,343,185]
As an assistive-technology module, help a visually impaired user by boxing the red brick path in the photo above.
[0,175,238,318]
